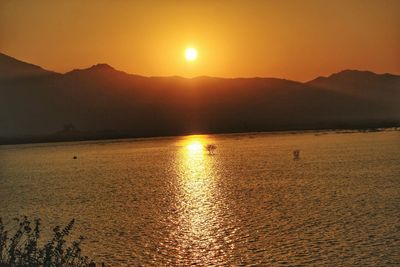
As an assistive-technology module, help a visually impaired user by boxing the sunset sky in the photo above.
[1,0,399,81]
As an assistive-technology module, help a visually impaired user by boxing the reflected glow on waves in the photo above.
[173,135,232,264]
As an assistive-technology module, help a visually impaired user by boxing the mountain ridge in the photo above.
[3,52,398,82]
[1,52,399,143]
[0,53,57,80]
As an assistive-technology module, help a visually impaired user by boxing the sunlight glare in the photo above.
[185,48,197,61]
[187,141,203,153]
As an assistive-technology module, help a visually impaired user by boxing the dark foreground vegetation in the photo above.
[0,217,97,267]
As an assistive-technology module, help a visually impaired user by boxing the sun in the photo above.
[185,47,197,61]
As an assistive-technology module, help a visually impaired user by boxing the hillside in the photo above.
[0,53,399,143]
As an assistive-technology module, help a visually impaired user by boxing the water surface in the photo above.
[1,131,399,265]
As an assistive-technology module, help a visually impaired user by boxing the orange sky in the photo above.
[1,0,399,81]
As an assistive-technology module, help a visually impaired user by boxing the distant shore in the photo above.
[1,122,398,146]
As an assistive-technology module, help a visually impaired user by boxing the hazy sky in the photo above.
[1,0,399,81]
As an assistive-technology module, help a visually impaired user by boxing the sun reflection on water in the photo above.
[173,135,230,264]
[186,140,204,154]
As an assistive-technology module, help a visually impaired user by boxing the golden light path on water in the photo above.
[172,135,233,265]
[1,132,400,265]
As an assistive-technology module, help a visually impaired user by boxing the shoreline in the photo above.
[1,123,398,147]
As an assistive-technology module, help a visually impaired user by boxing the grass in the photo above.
[0,216,99,267]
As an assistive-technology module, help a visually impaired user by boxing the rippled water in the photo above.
[1,131,399,266]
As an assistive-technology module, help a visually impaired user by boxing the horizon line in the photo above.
[2,51,399,83]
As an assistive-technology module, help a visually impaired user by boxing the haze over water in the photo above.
[0,131,399,265]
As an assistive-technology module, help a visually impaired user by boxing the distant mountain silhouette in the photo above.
[0,52,399,144]
[308,70,400,105]
[0,53,56,80]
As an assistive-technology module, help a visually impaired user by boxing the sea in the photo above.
[1,130,399,265]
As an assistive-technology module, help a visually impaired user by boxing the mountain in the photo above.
[308,70,400,120]
[0,53,56,80]
[0,53,399,143]
[308,70,400,105]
